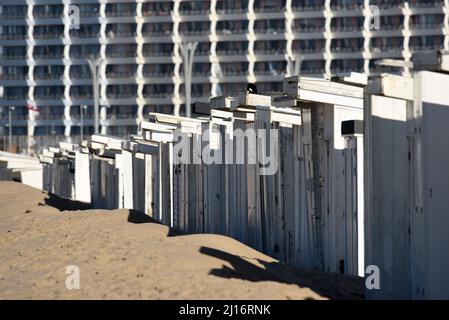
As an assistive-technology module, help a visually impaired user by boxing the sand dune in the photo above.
[0,181,363,300]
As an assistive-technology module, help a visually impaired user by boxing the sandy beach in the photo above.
[0,181,363,300]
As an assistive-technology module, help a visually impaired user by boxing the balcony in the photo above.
[105,10,135,18]
[4,94,29,100]
[34,53,64,59]
[222,70,248,76]
[0,74,29,81]
[33,12,64,19]
[371,45,403,52]
[331,46,364,53]
[0,53,27,60]
[70,72,91,80]
[142,92,173,99]
[107,93,137,99]
[34,33,63,40]
[34,74,64,80]
[410,22,444,30]
[254,48,286,55]
[292,26,325,33]
[71,31,101,39]
[330,25,364,32]
[70,51,100,59]
[178,30,210,36]
[106,72,137,79]
[0,34,28,40]
[253,28,284,34]
[301,68,325,74]
[142,51,173,57]
[107,51,137,58]
[292,5,325,12]
[330,3,364,11]
[142,72,174,78]
[216,49,248,56]
[71,94,93,100]
[179,9,210,15]
[293,47,323,54]
[254,6,285,13]
[142,30,173,37]
[216,8,246,14]
[216,29,248,35]
[34,94,65,100]
[0,12,27,20]
[106,31,137,39]
[408,1,444,9]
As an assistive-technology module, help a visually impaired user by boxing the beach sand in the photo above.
[0,181,363,300]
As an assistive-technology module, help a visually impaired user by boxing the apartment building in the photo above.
[0,0,448,153]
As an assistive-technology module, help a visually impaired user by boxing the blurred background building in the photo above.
[1,0,448,154]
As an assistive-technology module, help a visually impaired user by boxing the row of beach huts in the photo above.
[38,51,449,299]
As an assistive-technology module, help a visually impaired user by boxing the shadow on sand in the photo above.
[199,246,364,300]
[43,192,92,211]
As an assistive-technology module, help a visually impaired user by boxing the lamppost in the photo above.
[86,55,104,134]
[179,42,198,118]
[8,106,15,151]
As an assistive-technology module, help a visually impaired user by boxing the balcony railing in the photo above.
[253,6,285,13]
[33,12,64,19]
[0,13,27,19]
[179,9,210,15]
[70,52,100,59]
[105,10,135,17]
[371,45,403,52]
[222,70,248,76]
[330,25,363,32]
[253,70,285,76]
[216,49,248,56]
[179,30,210,36]
[34,74,64,80]
[331,46,364,53]
[142,93,173,99]
[409,1,442,8]
[142,10,171,17]
[4,95,29,100]
[216,29,248,35]
[70,73,91,79]
[292,5,325,12]
[106,31,137,38]
[34,53,65,59]
[330,4,364,11]
[70,94,93,100]
[0,34,28,40]
[216,8,246,14]
[107,93,137,99]
[1,75,29,80]
[34,33,64,39]
[71,32,102,39]
[292,26,325,33]
[106,72,137,79]
[34,94,65,100]
[142,72,174,77]
[254,48,286,55]
[410,23,444,30]
[0,54,27,60]
[293,47,323,53]
[107,51,137,58]
[142,30,173,37]
[142,51,173,57]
